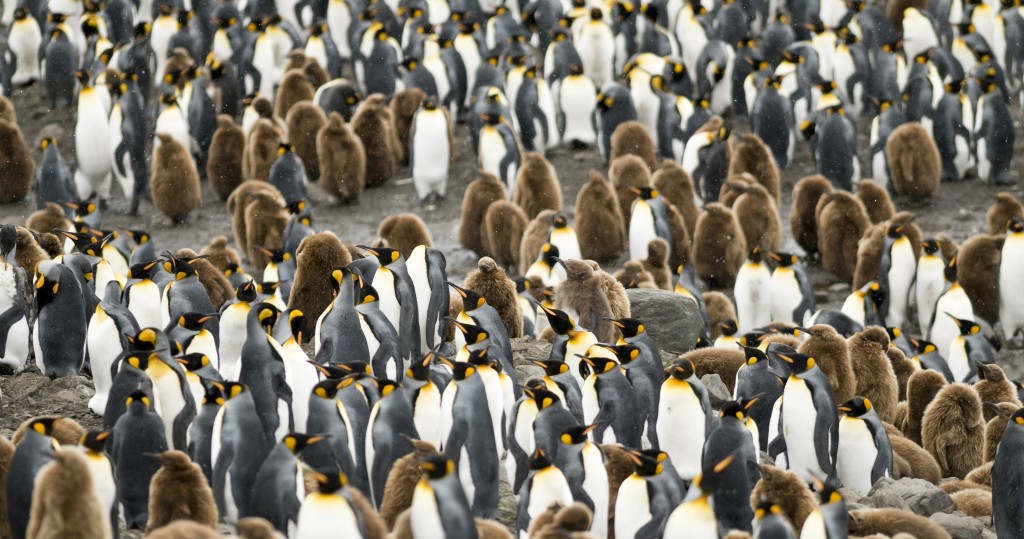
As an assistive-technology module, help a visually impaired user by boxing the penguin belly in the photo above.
[413,383,443,448]
[75,88,113,200]
[582,377,616,444]
[549,227,582,261]
[565,334,596,387]
[218,304,248,378]
[836,416,881,495]
[770,268,802,325]
[374,269,401,332]
[657,379,706,479]
[295,494,360,538]
[841,293,867,326]
[407,249,433,351]
[629,201,658,261]
[916,257,945,336]
[614,476,653,539]
[578,24,614,87]
[128,282,163,330]
[886,238,916,327]
[411,483,447,536]
[523,469,574,538]
[782,378,826,483]
[581,444,609,538]
[477,368,507,457]
[663,498,718,538]
[479,127,511,191]
[358,314,383,373]
[735,263,772,334]
[459,445,476,505]
[83,451,117,524]
[86,308,120,414]
[150,362,188,448]
[947,337,973,383]
[1000,235,1024,337]
[9,19,42,84]
[412,112,451,199]
[930,287,972,354]
[559,76,597,145]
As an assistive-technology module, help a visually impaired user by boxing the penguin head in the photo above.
[332,361,373,379]
[286,309,305,345]
[626,450,662,476]
[445,360,478,381]
[529,447,555,470]
[526,386,562,409]
[466,348,491,366]
[80,430,110,452]
[360,245,401,266]
[943,256,958,282]
[39,137,56,151]
[777,352,817,374]
[907,337,938,356]
[560,424,597,446]
[406,353,437,381]
[813,474,844,504]
[201,383,225,406]
[746,244,764,263]
[448,282,487,310]
[754,501,786,522]
[311,470,349,494]
[371,378,400,397]
[666,359,696,380]
[721,396,759,420]
[422,97,439,111]
[578,354,618,374]
[312,379,343,399]
[538,243,560,266]
[837,396,872,417]
[418,455,456,480]
[629,186,658,200]
[767,251,798,267]
[530,359,571,377]
[122,351,151,371]
[1010,408,1024,429]
[27,417,59,437]
[799,119,816,140]
[0,224,16,266]
[175,352,212,372]
[447,319,489,344]
[514,276,529,295]
[739,345,768,366]
[13,6,29,20]
[159,91,178,107]
[257,246,291,265]
[977,362,1005,382]
[125,390,153,411]
[606,317,644,338]
[946,312,980,336]
[276,143,294,158]
[691,454,735,495]
[885,223,906,239]
[1008,217,1024,234]
[236,279,258,302]
[595,343,641,366]
[220,382,248,401]
[254,303,280,333]
[177,312,217,331]
[921,239,941,255]
[282,433,326,454]
[720,320,738,336]
[537,304,575,335]
[34,260,62,295]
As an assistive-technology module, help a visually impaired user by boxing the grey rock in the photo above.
[929,512,994,539]
[863,477,956,516]
[839,486,864,504]
[625,288,701,355]
[701,374,731,409]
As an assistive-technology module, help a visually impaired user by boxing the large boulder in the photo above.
[701,374,731,409]
[862,477,956,516]
[625,288,701,355]
[928,512,996,539]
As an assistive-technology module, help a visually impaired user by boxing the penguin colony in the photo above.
[4,0,1024,535]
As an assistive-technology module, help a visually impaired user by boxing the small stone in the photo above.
[700,374,731,409]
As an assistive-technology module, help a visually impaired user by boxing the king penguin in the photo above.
[628,186,673,262]
[836,396,893,495]
[767,250,814,326]
[237,303,293,443]
[212,382,274,528]
[0,225,30,375]
[247,432,326,535]
[1000,217,1024,340]
[928,257,973,357]
[516,448,574,539]
[734,245,773,334]
[579,350,641,447]
[410,455,478,538]
[776,352,840,487]
[554,424,609,538]
[6,417,57,539]
[295,471,369,539]
[33,260,87,377]
[992,407,1024,536]
[111,390,169,529]
[916,239,946,336]
[657,359,712,481]
[878,222,917,328]
[366,377,418,507]
[361,245,421,364]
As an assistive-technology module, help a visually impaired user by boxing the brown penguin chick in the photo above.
[227,180,283,262]
[379,439,440,528]
[856,180,896,224]
[653,160,699,236]
[682,348,744,394]
[145,450,218,533]
[481,201,528,271]
[207,115,247,201]
[748,465,817,534]
[519,211,559,274]
[816,191,871,283]
[528,502,593,538]
[887,122,941,199]
[789,175,833,257]
[983,402,1019,461]
[244,118,285,183]
[609,154,651,225]
[285,101,327,181]
[692,203,746,288]
[273,69,315,120]
[892,447,913,479]
[389,88,426,165]
[25,202,71,236]
[902,369,947,445]
[950,489,992,517]
[288,231,352,335]
[283,48,309,72]
[731,181,781,252]
[391,510,414,539]
[460,172,508,257]
[33,232,62,260]
[609,120,658,171]
[476,519,515,539]
[614,260,657,289]
[377,214,433,259]
[198,235,242,274]
[887,346,916,401]
[16,228,51,273]
[176,248,234,309]
[703,291,737,339]
[727,133,781,205]
[665,203,692,268]
[574,171,626,263]
[887,431,942,483]
[150,134,201,223]
[463,257,524,338]
[849,508,952,539]
[235,517,285,539]
[553,259,616,342]
[956,233,1003,325]
[0,116,34,203]
[640,238,673,290]
[587,261,631,319]
[966,461,993,486]
[12,416,84,446]
[601,443,636,534]
[316,111,366,203]
[26,449,110,539]
[987,192,1024,234]
[513,152,563,220]
[938,479,990,494]
[0,434,13,539]
[852,222,886,291]
[759,332,802,349]
[143,520,222,539]
[976,364,1022,419]
[848,327,899,423]
[244,191,290,273]
[717,173,753,208]
[0,94,16,122]
[797,324,858,404]
[352,93,399,188]
[936,233,959,261]
[922,383,985,479]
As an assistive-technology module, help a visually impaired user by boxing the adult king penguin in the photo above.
[777,352,840,487]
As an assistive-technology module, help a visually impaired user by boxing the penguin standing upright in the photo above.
[366,379,418,508]
[268,144,309,205]
[407,245,449,352]
[916,239,946,336]
[247,433,325,535]
[836,396,893,495]
[929,257,973,356]
[579,351,641,447]
[702,398,760,533]
[628,187,672,262]
[975,82,1014,184]
[1000,218,1024,339]
[752,75,795,168]
[362,245,421,363]
[0,225,29,375]
[993,408,1024,535]
[410,455,478,538]
[804,105,859,191]
[79,430,117,536]
[295,471,370,539]
[596,83,637,163]
[777,352,840,486]
[6,417,57,539]
[516,448,574,539]
[8,8,42,86]
[735,346,784,450]
[237,303,292,443]
[767,251,814,326]
[657,359,712,480]
[477,101,522,193]
[43,28,78,108]
[734,245,772,334]
[617,450,687,538]
[33,260,87,377]
[410,97,454,208]
[73,69,113,202]
[212,382,275,527]
[870,100,906,189]
[111,390,169,529]
[553,424,608,537]
[878,222,917,328]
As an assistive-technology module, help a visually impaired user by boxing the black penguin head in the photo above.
[721,396,759,420]
[177,312,216,331]
[629,186,658,200]
[1009,216,1024,234]
[606,317,645,338]
[1010,408,1024,429]
[80,430,110,452]
[946,312,980,336]
[34,261,62,296]
[447,318,489,344]
[526,386,562,409]
[528,448,554,469]
[943,256,958,282]
[257,246,290,265]
[374,379,401,398]
[440,358,477,381]
[667,359,695,380]
[287,199,308,215]
[579,354,618,374]
[282,433,326,454]
[39,137,56,151]
[448,282,487,310]
[285,309,305,344]
[778,352,817,374]
[418,455,455,480]
[720,319,738,336]
[754,501,785,522]
[311,469,349,493]
[407,352,437,381]
[595,344,641,366]
[766,251,797,267]
[312,378,342,399]
[74,69,92,85]
[837,396,872,417]
[626,450,663,476]
[422,97,439,111]
[813,475,844,505]
[254,303,280,333]
[530,359,570,377]
[123,351,151,371]
[202,383,225,406]
[560,424,596,446]
[236,280,258,302]
[537,304,575,334]
[332,361,372,377]
[330,266,355,289]
[175,352,212,372]
[220,382,248,400]
[0,224,17,265]
[692,454,735,495]
[162,253,198,280]
[885,223,906,239]
[514,276,529,294]
[466,348,490,366]
[539,243,560,266]
[921,239,941,255]
[551,213,569,229]
[27,417,59,437]
[907,337,938,355]
[747,244,763,263]
[126,390,153,410]
[740,345,768,366]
